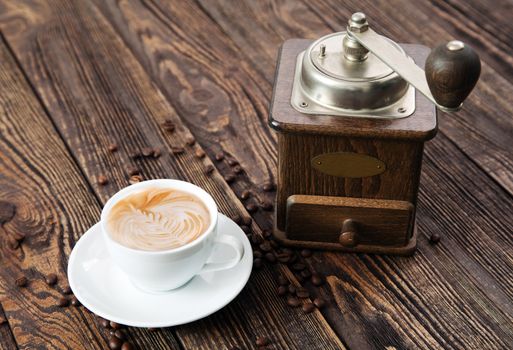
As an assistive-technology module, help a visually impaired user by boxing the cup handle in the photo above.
[199,234,244,273]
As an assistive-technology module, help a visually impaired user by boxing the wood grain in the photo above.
[0,34,111,350]
[0,0,510,349]
[0,305,16,350]
[82,0,513,349]
[0,0,345,349]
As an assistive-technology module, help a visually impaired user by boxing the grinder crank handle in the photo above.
[425,41,481,110]
[346,12,481,112]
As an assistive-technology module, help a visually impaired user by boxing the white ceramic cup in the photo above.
[101,179,244,292]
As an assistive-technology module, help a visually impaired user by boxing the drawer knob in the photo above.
[339,219,358,247]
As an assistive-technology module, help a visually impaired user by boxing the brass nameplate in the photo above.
[311,152,386,178]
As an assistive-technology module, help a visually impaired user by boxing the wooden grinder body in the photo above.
[269,39,438,255]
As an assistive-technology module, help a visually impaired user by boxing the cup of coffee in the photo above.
[100,179,244,292]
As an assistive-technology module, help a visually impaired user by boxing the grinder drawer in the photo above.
[285,195,414,247]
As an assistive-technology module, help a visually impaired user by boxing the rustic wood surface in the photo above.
[0,0,511,349]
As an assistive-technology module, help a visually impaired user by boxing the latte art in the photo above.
[106,187,211,251]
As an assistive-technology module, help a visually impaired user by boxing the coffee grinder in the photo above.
[269,12,480,255]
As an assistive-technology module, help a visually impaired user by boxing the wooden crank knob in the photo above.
[339,219,358,248]
[425,40,481,109]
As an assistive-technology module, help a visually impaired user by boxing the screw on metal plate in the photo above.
[397,107,406,113]
[348,12,369,33]
[319,44,326,58]
[300,101,308,108]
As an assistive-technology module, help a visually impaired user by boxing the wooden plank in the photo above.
[87,0,513,349]
[0,34,112,350]
[0,304,16,350]
[0,0,345,349]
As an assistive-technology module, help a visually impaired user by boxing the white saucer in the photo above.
[67,214,252,328]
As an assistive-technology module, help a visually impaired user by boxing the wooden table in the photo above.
[0,1,511,349]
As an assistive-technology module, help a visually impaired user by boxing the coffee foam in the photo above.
[106,187,211,251]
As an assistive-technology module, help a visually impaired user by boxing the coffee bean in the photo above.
[262,230,272,239]
[430,233,441,244]
[255,337,269,346]
[121,343,134,350]
[185,135,196,146]
[245,203,257,213]
[15,276,28,288]
[302,302,315,313]
[110,321,123,330]
[278,275,288,286]
[108,144,118,152]
[287,285,296,294]
[282,248,293,255]
[114,329,126,340]
[233,165,243,174]
[288,253,298,264]
[242,217,252,226]
[262,181,275,192]
[127,166,140,176]
[215,152,224,161]
[108,335,123,350]
[162,120,175,132]
[57,297,69,307]
[313,297,326,309]
[276,253,291,263]
[264,252,276,263]
[300,249,312,258]
[240,225,251,234]
[240,190,250,200]
[0,314,6,325]
[142,147,154,157]
[204,164,215,175]
[45,273,58,286]
[311,273,324,286]
[121,342,134,350]
[129,175,143,184]
[277,285,287,296]
[260,200,273,211]
[71,296,81,306]
[300,269,312,279]
[259,241,272,252]
[99,317,110,328]
[62,286,72,294]
[296,288,310,299]
[227,158,239,166]
[98,175,108,186]
[195,148,206,159]
[253,251,262,259]
[224,173,236,183]
[287,296,300,307]
[130,152,143,160]
[270,240,279,249]
[171,146,185,155]
[292,263,306,271]
[232,215,242,224]
[253,258,262,268]
[251,234,263,245]
[153,148,161,158]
